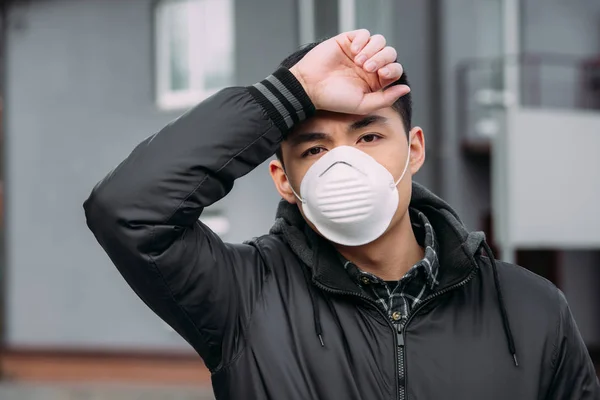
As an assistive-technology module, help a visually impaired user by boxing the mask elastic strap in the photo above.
[285,174,306,204]
[393,136,412,187]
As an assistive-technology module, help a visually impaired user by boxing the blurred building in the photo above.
[0,0,598,397]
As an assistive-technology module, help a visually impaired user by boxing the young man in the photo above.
[84,30,599,399]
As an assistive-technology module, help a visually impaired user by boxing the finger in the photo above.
[354,34,386,67]
[364,46,398,73]
[356,85,411,115]
[378,62,404,85]
[345,29,371,55]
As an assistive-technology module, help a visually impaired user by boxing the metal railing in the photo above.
[457,53,600,144]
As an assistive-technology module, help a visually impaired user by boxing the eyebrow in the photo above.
[287,115,389,148]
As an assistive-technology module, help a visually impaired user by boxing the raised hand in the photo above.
[289,30,410,115]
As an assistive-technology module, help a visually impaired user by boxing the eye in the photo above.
[302,146,326,158]
[358,133,382,143]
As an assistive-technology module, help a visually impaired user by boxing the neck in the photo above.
[335,210,424,281]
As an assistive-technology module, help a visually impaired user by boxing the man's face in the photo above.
[269,106,426,237]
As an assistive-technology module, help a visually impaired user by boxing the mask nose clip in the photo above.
[318,161,364,178]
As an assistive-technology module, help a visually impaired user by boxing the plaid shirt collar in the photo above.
[341,208,440,320]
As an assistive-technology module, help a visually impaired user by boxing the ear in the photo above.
[269,159,297,204]
[408,126,425,175]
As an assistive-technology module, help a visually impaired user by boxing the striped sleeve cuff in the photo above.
[247,68,316,137]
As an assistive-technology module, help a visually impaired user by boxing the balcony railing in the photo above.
[457,53,600,149]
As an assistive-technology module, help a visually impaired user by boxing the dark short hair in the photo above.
[275,38,412,163]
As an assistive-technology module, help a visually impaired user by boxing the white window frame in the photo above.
[338,0,356,32]
[154,0,235,111]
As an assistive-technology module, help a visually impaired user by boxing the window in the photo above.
[155,0,235,110]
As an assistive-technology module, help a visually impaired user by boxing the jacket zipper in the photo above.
[314,267,477,400]
[397,324,405,400]
[398,267,478,400]
[312,281,401,399]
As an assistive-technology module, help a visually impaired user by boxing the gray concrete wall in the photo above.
[521,0,600,108]
[440,0,501,231]
[522,0,600,57]
[5,0,296,350]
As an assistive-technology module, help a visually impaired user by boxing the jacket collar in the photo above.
[268,182,483,296]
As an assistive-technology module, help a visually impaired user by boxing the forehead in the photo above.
[292,107,403,135]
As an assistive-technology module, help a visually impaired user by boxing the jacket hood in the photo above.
[267,181,518,366]
[269,181,486,287]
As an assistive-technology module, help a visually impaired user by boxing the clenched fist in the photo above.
[289,30,410,115]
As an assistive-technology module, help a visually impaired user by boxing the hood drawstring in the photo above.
[482,241,519,367]
[301,264,325,347]
[296,225,517,364]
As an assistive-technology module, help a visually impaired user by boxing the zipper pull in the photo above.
[397,327,404,347]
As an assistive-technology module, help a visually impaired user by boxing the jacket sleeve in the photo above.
[83,68,314,371]
[545,290,600,399]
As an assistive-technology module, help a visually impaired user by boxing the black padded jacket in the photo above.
[84,68,599,399]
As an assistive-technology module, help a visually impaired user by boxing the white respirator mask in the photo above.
[287,139,411,246]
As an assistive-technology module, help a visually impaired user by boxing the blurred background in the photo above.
[0,0,599,398]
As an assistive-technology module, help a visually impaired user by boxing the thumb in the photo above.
[355,85,411,114]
